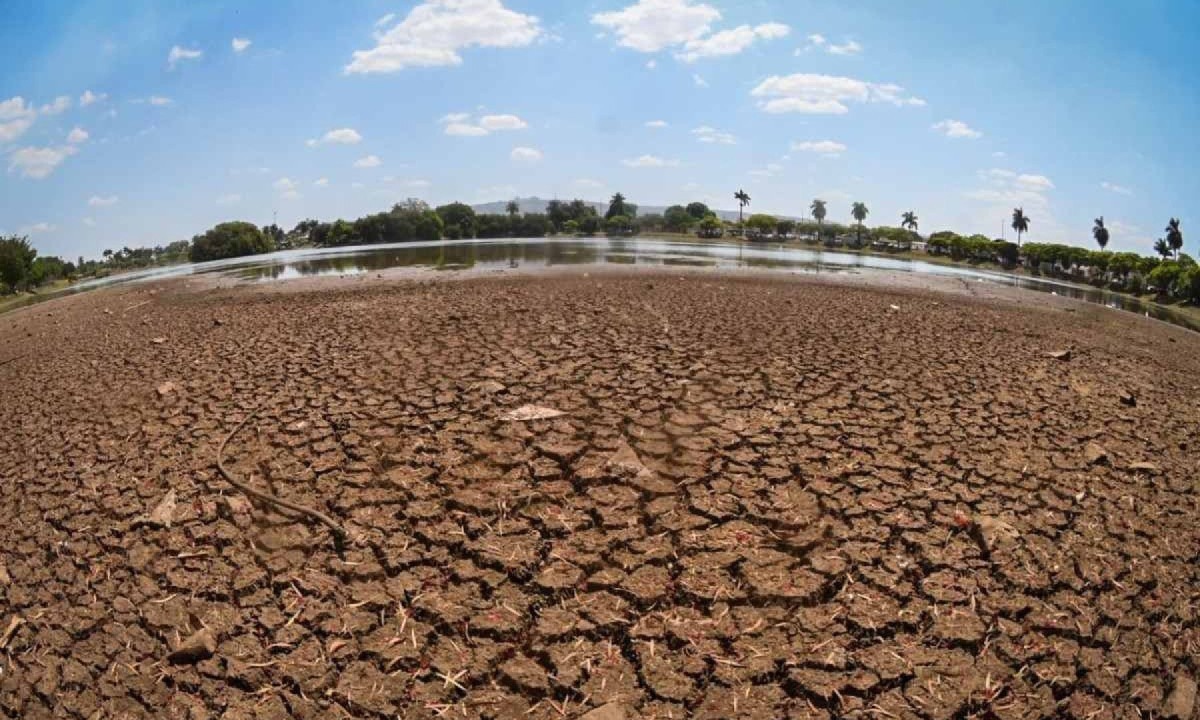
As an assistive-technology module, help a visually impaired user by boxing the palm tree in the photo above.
[1165,217,1183,258]
[851,202,869,246]
[1011,207,1030,246]
[505,200,520,219]
[1153,238,1172,258]
[734,189,750,223]
[810,199,827,242]
[1092,217,1109,250]
[901,211,919,234]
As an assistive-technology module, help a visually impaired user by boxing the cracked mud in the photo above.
[1,272,1197,719]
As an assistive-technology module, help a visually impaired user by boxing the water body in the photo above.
[10,237,1199,331]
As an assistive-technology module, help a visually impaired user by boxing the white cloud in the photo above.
[479,114,527,131]
[646,59,657,69]
[965,168,1057,231]
[751,73,924,114]
[693,73,708,87]
[932,119,982,139]
[21,222,55,234]
[232,37,252,53]
[88,195,118,207]
[0,97,36,142]
[40,96,71,115]
[7,145,78,179]
[1101,181,1133,196]
[510,146,543,162]
[79,90,107,107]
[346,0,543,74]
[148,96,172,106]
[216,193,241,205]
[167,45,203,69]
[1016,173,1054,191]
[791,140,847,156]
[306,127,363,146]
[645,119,668,128]
[440,112,527,135]
[314,177,329,187]
[66,127,89,144]
[692,125,736,144]
[354,154,382,168]
[375,13,396,27]
[622,154,679,168]
[592,0,719,52]
[798,34,862,56]
[676,22,788,62]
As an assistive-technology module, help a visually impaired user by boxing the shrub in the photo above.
[189,222,274,262]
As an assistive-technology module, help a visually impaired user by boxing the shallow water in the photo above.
[9,237,1198,331]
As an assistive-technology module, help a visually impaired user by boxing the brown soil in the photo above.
[1,270,1197,719]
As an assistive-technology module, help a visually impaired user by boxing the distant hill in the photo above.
[471,196,745,222]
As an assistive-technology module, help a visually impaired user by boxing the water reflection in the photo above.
[8,237,1197,332]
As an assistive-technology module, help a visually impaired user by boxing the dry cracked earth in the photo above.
[0,271,1197,720]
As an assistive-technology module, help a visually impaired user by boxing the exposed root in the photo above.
[217,408,348,545]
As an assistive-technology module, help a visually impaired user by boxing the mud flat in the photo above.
[0,270,1197,719]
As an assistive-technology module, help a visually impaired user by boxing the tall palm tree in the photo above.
[1153,238,1172,258]
[901,211,919,234]
[1165,217,1183,258]
[851,202,869,246]
[734,190,750,223]
[505,199,520,219]
[1011,207,1030,246]
[810,199,827,242]
[1092,217,1110,250]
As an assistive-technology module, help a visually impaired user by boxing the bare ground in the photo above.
[0,270,1197,719]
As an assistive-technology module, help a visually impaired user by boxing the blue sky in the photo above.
[1,0,1196,260]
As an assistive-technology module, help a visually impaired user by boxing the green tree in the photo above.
[1153,238,1172,258]
[1092,216,1109,250]
[1011,207,1030,246]
[1165,217,1183,258]
[436,202,477,238]
[901,211,919,235]
[0,235,37,293]
[851,202,869,246]
[605,192,629,220]
[505,200,520,219]
[696,214,723,239]
[810,199,827,242]
[546,200,568,231]
[686,202,710,220]
[745,214,776,238]
[664,205,693,232]
[189,221,274,262]
[734,189,750,223]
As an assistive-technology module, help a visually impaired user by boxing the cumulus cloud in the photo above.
[676,22,789,62]
[440,112,527,136]
[645,119,668,128]
[88,195,118,207]
[932,119,982,139]
[692,125,736,144]
[273,177,300,199]
[66,127,89,144]
[232,37,252,53]
[79,90,107,107]
[510,146,543,162]
[40,96,71,115]
[7,145,78,179]
[966,169,1056,216]
[345,0,543,74]
[750,73,924,114]
[167,45,203,69]
[305,127,363,146]
[622,154,679,168]
[791,140,847,156]
[1101,181,1133,196]
[354,154,382,168]
[799,34,861,56]
[0,97,36,142]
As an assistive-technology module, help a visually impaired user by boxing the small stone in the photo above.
[578,703,628,720]
[1119,391,1137,407]
[213,318,225,326]
[156,381,177,397]
[1127,461,1161,475]
[150,336,167,345]
[477,380,506,394]
[1165,674,1196,720]
[1084,442,1109,466]
[134,490,177,529]
[1045,349,1071,361]
[974,516,1020,552]
[501,404,565,421]
[167,627,216,664]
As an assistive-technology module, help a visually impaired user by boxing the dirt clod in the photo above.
[167,627,216,664]
[501,404,565,421]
